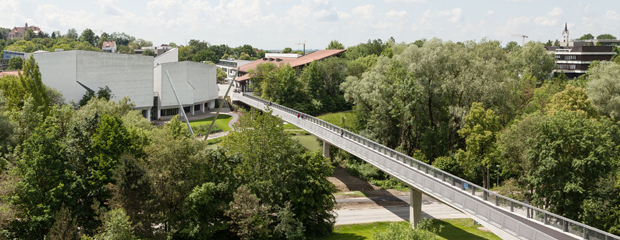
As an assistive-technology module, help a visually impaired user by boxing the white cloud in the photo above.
[384,0,427,3]
[337,11,350,20]
[385,10,408,19]
[351,5,375,20]
[487,10,495,15]
[505,0,532,2]
[420,8,463,24]
[547,7,563,17]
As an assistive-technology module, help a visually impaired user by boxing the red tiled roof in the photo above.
[102,41,116,48]
[0,71,22,78]
[235,49,346,82]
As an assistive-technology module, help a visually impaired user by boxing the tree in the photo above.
[216,67,227,83]
[545,40,553,46]
[7,57,23,70]
[24,29,36,41]
[238,52,251,60]
[130,39,153,49]
[586,61,620,119]
[65,28,78,41]
[225,186,273,240]
[142,49,156,56]
[47,206,79,240]
[326,40,344,50]
[508,41,556,82]
[78,86,112,107]
[97,208,136,240]
[546,84,598,118]
[222,53,229,59]
[80,28,96,46]
[597,34,617,40]
[282,47,292,53]
[169,42,178,48]
[554,39,560,46]
[19,56,50,112]
[579,33,595,40]
[524,111,619,220]
[222,109,336,237]
[505,41,520,52]
[457,102,501,189]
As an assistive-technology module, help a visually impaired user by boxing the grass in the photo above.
[318,111,358,129]
[320,219,500,240]
[283,123,301,130]
[334,191,367,197]
[189,114,233,132]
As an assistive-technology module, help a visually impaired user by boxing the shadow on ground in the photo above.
[321,232,366,240]
[433,219,490,240]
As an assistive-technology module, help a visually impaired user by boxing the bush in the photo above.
[372,220,441,240]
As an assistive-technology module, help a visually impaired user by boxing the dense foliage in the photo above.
[0,58,336,239]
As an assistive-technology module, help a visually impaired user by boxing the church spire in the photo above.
[564,22,568,31]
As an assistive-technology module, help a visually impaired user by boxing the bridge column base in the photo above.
[251,107,255,119]
[323,141,330,158]
[410,188,422,228]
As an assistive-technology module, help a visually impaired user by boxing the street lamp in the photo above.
[496,164,501,188]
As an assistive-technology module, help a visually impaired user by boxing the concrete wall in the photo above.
[34,50,154,109]
[154,48,178,67]
[156,61,218,109]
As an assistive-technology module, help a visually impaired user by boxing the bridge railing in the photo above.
[237,93,620,240]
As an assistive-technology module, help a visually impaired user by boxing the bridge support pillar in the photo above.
[323,141,330,159]
[410,188,422,228]
[251,107,255,119]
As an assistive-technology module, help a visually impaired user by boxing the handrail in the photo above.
[235,92,620,240]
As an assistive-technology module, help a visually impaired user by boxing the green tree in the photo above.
[545,40,553,46]
[225,186,273,240]
[298,57,349,114]
[456,102,501,189]
[222,53,229,59]
[238,52,251,60]
[130,39,152,49]
[24,29,36,41]
[19,56,50,112]
[579,33,595,40]
[222,109,336,237]
[597,34,617,40]
[586,61,620,119]
[508,41,556,82]
[142,49,156,56]
[6,57,23,70]
[47,206,79,240]
[554,39,560,46]
[97,208,135,240]
[326,40,345,49]
[65,28,78,41]
[80,28,96,46]
[505,41,520,52]
[247,62,277,94]
[546,84,598,118]
[216,67,227,83]
[282,47,292,53]
[524,111,619,220]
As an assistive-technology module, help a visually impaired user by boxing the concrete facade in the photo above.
[154,61,218,119]
[34,51,154,109]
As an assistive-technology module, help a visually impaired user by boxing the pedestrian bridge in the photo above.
[233,92,620,240]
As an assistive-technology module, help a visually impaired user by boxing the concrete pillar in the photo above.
[323,141,330,158]
[410,188,422,228]
[190,105,195,116]
[251,107,255,119]
[208,100,216,109]
[145,108,151,120]
[200,102,205,113]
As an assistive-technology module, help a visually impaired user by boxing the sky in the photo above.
[1,0,619,50]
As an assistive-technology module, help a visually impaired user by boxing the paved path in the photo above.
[335,195,469,225]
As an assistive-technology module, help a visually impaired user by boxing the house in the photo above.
[234,49,346,91]
[216,59,253,80]
[102,41,117,53]
[134,44,173,56]
[546,23,617,79]
[7,23,42,39]
[32,48,218,120]
[0,70,21,78]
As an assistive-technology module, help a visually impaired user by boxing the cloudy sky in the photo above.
[1,0,618,50]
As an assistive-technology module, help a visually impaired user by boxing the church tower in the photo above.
[561,22,570,47]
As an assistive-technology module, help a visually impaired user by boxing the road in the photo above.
[335,195,469,225]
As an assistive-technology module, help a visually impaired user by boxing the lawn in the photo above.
[317,111,358,130]
[320,219,500,240]
[189,114,233,132]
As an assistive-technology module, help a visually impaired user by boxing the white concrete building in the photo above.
[154,61,218,119]
[34,50,154,118]
[33,49,219,121]
[216,59,253,79]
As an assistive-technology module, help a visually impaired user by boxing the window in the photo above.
[161,108,179,116]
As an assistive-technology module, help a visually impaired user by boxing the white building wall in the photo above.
[34,51,78,102]
[154,48,178,67]
[34,50,154,109]
[156,61,218,109]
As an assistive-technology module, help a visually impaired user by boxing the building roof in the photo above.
[102,41,116,49]
[235,49,346,81]
[8,23,42,35]
[0,70,22,78]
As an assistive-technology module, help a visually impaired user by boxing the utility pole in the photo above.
[296,40,306,55]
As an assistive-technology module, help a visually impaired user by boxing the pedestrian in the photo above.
[341,129,344,137]
[297,113,300,118]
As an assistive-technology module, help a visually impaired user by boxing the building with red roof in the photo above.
[7,23,42,40]
[234,49,345,91]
